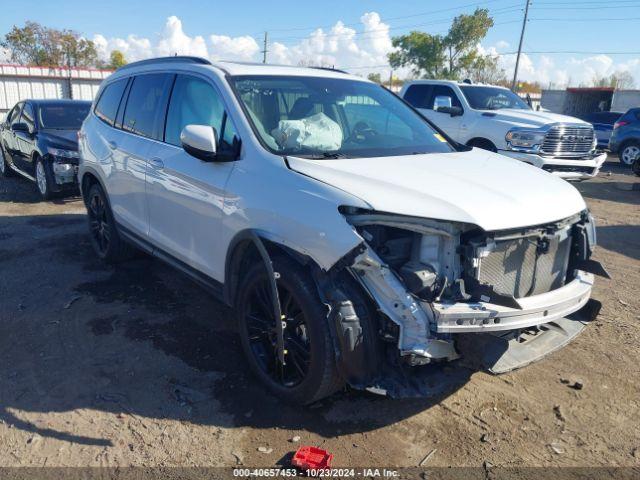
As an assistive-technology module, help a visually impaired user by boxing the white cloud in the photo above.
[92,16,637,88]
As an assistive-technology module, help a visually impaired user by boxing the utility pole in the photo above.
[262,32,268,64]
[511,0,531,91]
[389,70,393,90]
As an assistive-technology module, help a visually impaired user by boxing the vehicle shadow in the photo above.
[576,162,640,206]
[596,224,640,261]
[0,213,471,448]
[0,175,80,205]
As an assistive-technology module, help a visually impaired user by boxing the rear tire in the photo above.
[86,183,135,263]
[0,145,14,177]
[236,256,343,405]
[633,159,640,177]
[620,142,640,165]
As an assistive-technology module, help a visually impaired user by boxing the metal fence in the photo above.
[0,64,113,116]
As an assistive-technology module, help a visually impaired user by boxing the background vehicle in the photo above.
[79,57,603,404]
[609,107,640,165]
[581,111,623,149]
[400,80,607,181]
[0,99,91,199]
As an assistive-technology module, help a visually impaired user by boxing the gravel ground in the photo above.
[0,157,638,471]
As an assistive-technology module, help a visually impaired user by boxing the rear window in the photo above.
[95,79,128,125]
[122,73,174,140]
[39,103,90,129]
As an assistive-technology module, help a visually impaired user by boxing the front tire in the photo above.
[86,183,134,263]
[236,257,343,404]
[35,157,53,200]
[620,142,640,165]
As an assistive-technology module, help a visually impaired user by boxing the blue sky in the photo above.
[1,0,639,86]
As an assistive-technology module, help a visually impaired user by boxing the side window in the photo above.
[122,74,174,140]
[95,79,128,126]
[164,75,236,149]
[431,86,462,110]
[21,103,35,131]
[8,104,23,126]
[404,85,434,109]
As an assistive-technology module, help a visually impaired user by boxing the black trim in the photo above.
[116,222,224,299]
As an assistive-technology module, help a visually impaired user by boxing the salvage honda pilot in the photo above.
[78,57,606,404]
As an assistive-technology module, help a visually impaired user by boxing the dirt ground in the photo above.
[0,156,638,471]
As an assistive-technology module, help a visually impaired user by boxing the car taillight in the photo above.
[614,120,629,129]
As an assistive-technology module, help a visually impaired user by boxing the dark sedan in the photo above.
[0,99,91,199]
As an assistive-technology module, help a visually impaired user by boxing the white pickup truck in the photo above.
[400,80,607,181]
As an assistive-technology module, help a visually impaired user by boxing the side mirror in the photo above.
[12,122,30,134]
[433,95,453,112]
[181,124,218,162]
[449,106,463,117]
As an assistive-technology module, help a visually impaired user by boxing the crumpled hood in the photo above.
[40,129,79,150]
[486,109,590,129]
[287,149,587,231]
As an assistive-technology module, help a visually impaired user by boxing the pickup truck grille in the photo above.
[540,125,594,158]
[476,233,572,299]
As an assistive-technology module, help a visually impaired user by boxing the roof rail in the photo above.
[116,56,212,72]
[310,66,349,74]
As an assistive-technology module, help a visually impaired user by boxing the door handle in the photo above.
[149,157,164,169]
[107,140,117,150]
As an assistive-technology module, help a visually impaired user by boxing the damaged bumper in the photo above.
[432,270,593,333]
[342,210,604,383]
[498,150,607,180]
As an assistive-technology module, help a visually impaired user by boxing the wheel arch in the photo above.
[223,229,316,306]
[466,137,498,152]
[79,168,108,209]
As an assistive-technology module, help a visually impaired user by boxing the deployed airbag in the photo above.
[271,112,342,151]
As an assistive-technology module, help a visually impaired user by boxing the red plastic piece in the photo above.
[291,446,334,470]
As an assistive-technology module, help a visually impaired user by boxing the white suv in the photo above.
[79,57,606,403]
[401,80,607,181]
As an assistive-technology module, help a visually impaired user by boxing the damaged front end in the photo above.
[335,207,605,392]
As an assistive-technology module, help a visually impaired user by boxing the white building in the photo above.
[0,64,112,115]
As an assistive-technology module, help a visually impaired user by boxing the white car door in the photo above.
[98,74,174,236]
[145,74,238,281]
[411,85,465,142]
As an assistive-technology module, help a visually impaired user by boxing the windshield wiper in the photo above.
[321,152,348,159]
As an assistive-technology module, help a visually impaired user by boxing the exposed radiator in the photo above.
[476,232,572,299]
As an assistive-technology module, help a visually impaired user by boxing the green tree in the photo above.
[108,50,127,69]
[2,21,98,67]
[389,32,446,78]
[592,71,635,89]
[463,54,506,84]
[367,72,382,83]
[389,8,494,80]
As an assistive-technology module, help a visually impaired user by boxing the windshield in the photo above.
[38,103,91,129]
[230,75,454,158]
[460,86,531,111]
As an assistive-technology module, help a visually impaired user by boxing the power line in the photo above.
[266,0,514,33]
[530,16,640,21]
[268,10,524,44]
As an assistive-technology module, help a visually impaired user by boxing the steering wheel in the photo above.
[348,121,378,144]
